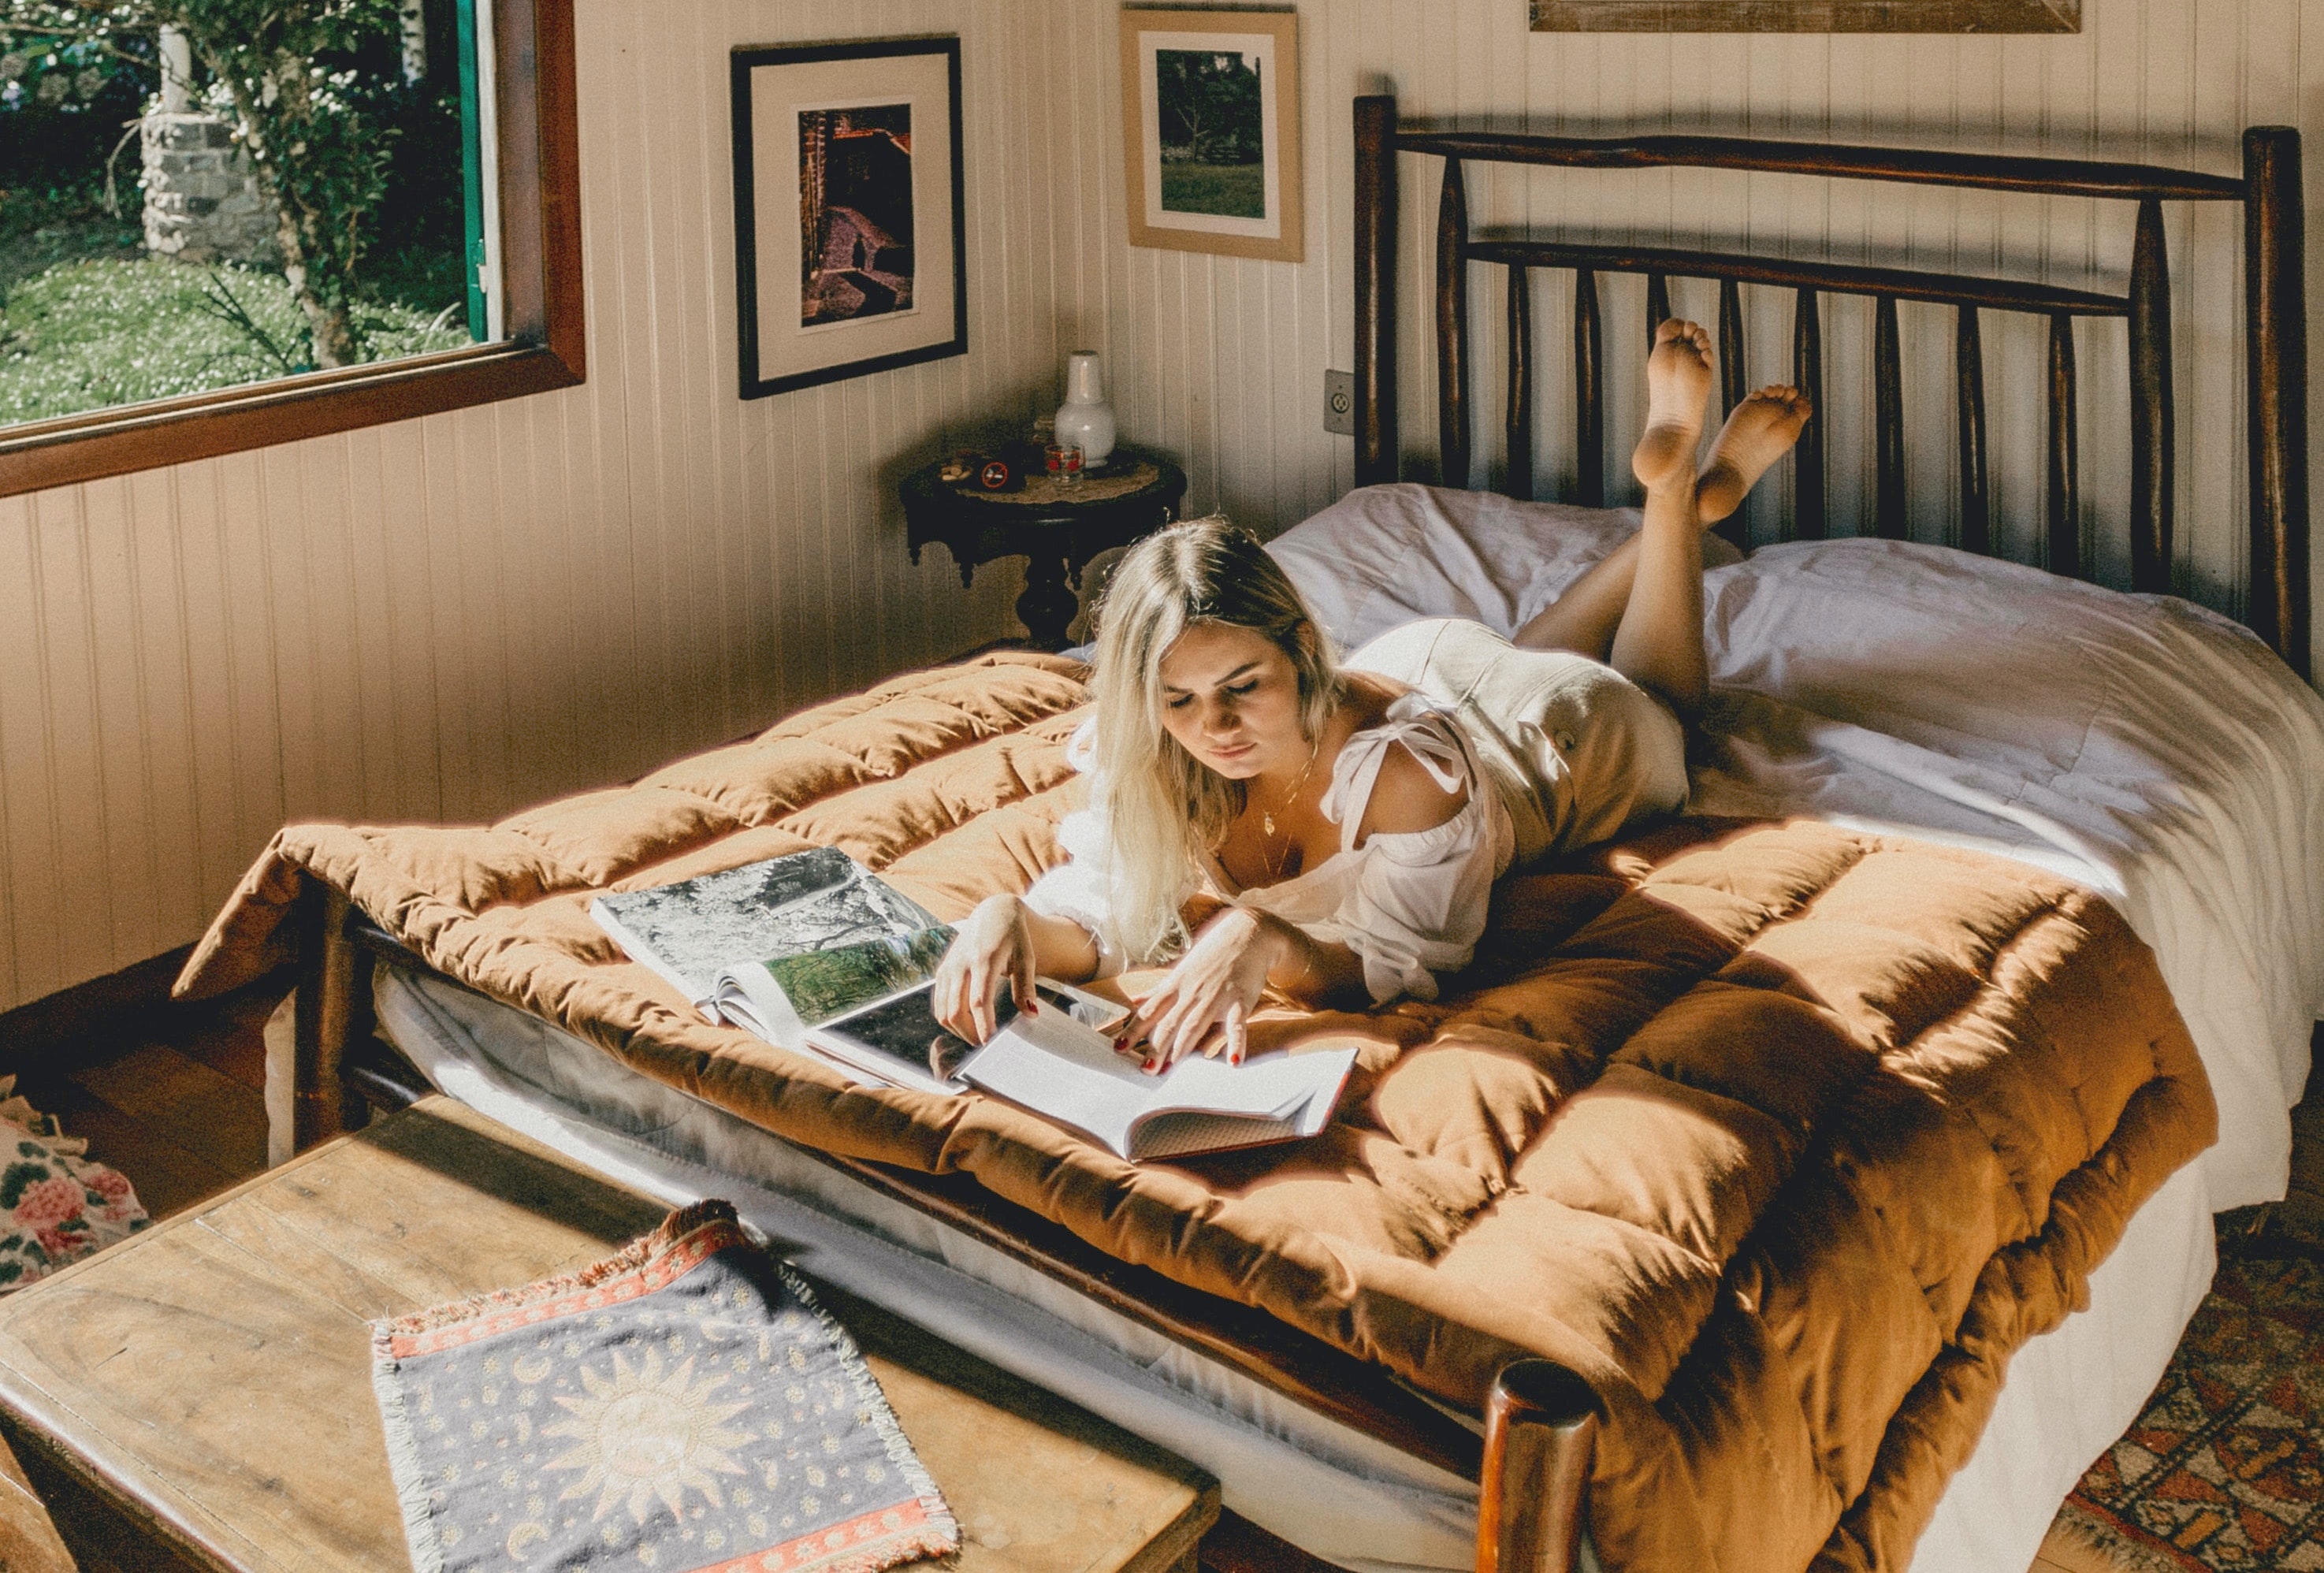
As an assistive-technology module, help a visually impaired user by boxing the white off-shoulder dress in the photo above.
[1024,618,1690,1005]
[1024,700,1509,1003]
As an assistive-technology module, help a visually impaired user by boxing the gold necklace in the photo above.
[1260,738,1322,879]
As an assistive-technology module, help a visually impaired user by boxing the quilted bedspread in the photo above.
[177,651,2215,1573]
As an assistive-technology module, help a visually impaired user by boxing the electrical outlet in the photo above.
[1323,369,1355,436]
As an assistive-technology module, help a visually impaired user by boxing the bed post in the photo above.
[2244,126,2310,680]
[2127,199,2174,595]
[1437,157,1472,489]
[265,882,370,1164]
[1355,94,1398,487]
[1477,1360,1596,1573]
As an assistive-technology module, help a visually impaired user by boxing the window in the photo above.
[0,0,579,497]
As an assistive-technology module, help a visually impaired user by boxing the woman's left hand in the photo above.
[1124,906,1288,1073]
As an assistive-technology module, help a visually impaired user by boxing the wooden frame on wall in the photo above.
[0,0,586,500]
[1120,9,1303,264]
[1530,0,2079,30]
[730,36,969,400]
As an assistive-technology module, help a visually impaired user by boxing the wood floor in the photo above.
[13,976,276,1225]
[24,987,2315,1573]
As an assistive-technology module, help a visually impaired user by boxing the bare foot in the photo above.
[1631,318,1715,493]
[1694,385,1813,525]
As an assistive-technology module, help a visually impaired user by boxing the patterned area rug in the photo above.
[372,1199,956,1573]
[2058,1210,2324,1571]
[0,1075,146,1292]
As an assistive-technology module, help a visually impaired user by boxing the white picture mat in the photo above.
[749,51,956,383]
[1137,30,1282,240]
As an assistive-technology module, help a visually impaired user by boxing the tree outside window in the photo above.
[0,0,476,426]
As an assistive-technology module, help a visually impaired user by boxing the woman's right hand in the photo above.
[931,894,1039,1044]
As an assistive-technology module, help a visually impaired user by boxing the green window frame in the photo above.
[0,0,582,498]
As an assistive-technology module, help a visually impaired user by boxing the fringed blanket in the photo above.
[370,1199,956,1573]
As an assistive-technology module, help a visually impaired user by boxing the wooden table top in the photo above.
[0,1095,1218,1573]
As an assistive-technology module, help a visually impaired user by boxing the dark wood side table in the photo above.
[903,449,1188,649]
[0,1096,1218,1573]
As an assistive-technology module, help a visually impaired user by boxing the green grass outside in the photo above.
[0,258,467,426]
[0,190,143,295]
[1159,161,1265,220]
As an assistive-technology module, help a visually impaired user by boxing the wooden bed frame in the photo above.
[270,99,2313,1573]
[1355,95,2311,682]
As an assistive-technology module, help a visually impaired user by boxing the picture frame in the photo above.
[1118,9,1303,264]
[730,36,967,400]
[1529,0,2077,30]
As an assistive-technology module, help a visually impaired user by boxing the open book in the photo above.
[589,849,940,1026]
[808,978,1355,1161]
[954,1003,1357,1162]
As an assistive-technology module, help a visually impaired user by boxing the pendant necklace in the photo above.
[1261,738,1322,879]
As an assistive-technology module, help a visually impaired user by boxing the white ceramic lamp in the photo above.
[1053,351,1117,467]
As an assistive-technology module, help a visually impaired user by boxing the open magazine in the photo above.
[589,848,939,1025]
[593,848,1355,1161]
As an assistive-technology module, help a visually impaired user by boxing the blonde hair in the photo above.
[1084,517,1342,963]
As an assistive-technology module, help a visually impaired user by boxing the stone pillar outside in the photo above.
[158,26,192,113]
[140,113,279,267]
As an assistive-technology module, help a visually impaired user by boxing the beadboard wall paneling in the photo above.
[0,0,1085,1014]
[4,0,2322,1015]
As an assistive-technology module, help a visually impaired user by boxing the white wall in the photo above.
[2,0,2318,1013]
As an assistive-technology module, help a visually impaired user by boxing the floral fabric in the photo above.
[0,1077,147,1292]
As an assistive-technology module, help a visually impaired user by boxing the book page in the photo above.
[593,848,857,1003]
[756,926,954,1031]
[961,1011,1149,1154]
[1121,1051,1352,1159]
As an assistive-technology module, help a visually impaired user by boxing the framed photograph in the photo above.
[730,36,967,400]
[1530,0,2077,29]
[1118,9,1303,264]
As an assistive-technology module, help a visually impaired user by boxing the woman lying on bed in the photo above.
[932,318,1812,1069]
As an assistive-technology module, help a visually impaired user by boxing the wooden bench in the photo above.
[0,1095,1220,1573]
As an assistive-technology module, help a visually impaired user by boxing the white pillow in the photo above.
[1266,484,1647,651]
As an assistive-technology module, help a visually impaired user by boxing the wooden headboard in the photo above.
[1351,95,2312,679]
